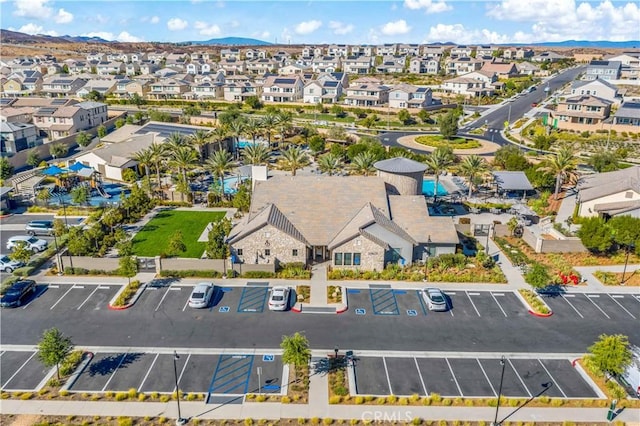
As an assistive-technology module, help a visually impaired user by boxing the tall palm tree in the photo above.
[190,129,212,159]
[317,153,344,176]
[205,149,236,193]
[260,112,279,148]
[210,126,229,153]
[276,110,293,146]
[277,146,310,176]
[424,148,454,203]
[245,118,264,144]
[242,143,271,165]
[228,118,247,159]
[349,151,377,176]
[169,145,199,196]
[133,148,154,183]
[166,132,187,151]
[457,154,488,198]
[147,142,167,190]
[539,146,578,200]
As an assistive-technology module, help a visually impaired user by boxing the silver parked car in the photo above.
[268,286,290,311]
[0,255,24,273]
[6,236,48,253]
[421,287,448,311]
[188,282,214,309]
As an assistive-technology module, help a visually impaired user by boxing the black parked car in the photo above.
[0,280,36,308]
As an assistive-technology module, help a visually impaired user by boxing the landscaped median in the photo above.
[108,280,145,310]
[516,288,552,317]
[594,270,640,286]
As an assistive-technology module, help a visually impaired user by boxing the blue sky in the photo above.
[2,0,639,44]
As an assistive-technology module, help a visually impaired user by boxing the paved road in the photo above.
[1,283,638,354]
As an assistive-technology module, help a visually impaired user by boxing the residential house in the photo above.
[86,52,106,62]
[221,48,241,60]
[532,51,568,63]
[375,56,406,74]
[612,102,640,132]
[409,58,440,75]
[139,62,159,75]
[76,78,117,98]
[388,84,432,109]
[342,56,373,75]
[585,60,622,81]
[550,95,612,131]
[422,45,445,60]
[344,81,389,107]
[189,80,223,100]
[327,44,349,57]
[32,101,108,140]
[125,62,141,76]
[503,48,534,60]
[244,49,266,60]
[112,78,151,99]
[41,76,87,97]
[311,56,341,73]
[0,107,35,124]
[376,44,398,56]
[303,79,343,104]
[480,61,518,79]
[261,76,304,103]
[476,45,497,58]
[0,122,39,154]
[351,45,374,57]
[278,64,308,75]
[148,78,190,99]
[577,166,640,218]
[130,52,147,63]
[607,54,640,80]
[227,158,458,269]
[219,58,247,76]
[441,75,495,97]
[223,81,262,102]
[45,63,63,75]
[1,77,26,96]
[515,62,540,76]
[246,58,279,74]
[447,57,483,75]
[450,45,474,58]
[318,72,349,89]
[398,44,421,56]
[570,78,619,104]
[96,61,125,76]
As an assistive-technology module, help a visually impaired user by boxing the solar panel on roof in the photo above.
[51,99,68,105]
[37,107,57,114]
[24,77,37,83]
[324,81,338,87]
[0,99,13,106]
[274,78,296,84]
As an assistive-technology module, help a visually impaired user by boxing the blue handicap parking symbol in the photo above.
[355,308,366,315]
[263,354,275,362]
[407,309,418,316]
[219,306,230,313]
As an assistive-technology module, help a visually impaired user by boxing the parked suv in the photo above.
[0,255,24,273]
[25,220,54,236]
[6,236,48,253]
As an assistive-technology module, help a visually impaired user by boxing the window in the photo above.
[264,249,270,256]
[626,191,634,199]
[344,253,352,266]
[237,249,243,256]
[292,249,298,257]
[353,253,361,266]
[334,252,343,265]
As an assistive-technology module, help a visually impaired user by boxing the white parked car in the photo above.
[0,255,24,273]
[421,287,449,311]
[268,286,290,311]
[188,282,214,309]
[6,236,48,253]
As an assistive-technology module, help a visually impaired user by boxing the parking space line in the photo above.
[138,353,159,391]
[465,292,481,317]
[413,357,428,395]
[382,357,393,395]
[490,293,508,317]
[560,295,584,318]
[49,286,75,310]
[607,295,636,319]
[2,351,37,389]
[507,359,532,398]
[416,291,428,316]
[583,295,610,319]
[445,358,463,396]
[182,296,190,312]
[154,286,174,312]
[477,358,497,396]
[538,360,567,398]
[76,286,100,310]
[175,354,191,392]
[101,353,128,392]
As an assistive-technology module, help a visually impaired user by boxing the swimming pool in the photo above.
[223,176,248,194]
[237,139,268,149]
[422,180,449,197]
[49,183,130,206]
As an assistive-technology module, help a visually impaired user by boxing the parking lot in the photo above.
[540,292,639,321]
[351,355,600,399]
[345,286,527,319]
[13,283,120,312]
[1,350,53,391]
[68,350,285,403]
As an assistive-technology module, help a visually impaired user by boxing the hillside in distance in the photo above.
[184,37,272,46]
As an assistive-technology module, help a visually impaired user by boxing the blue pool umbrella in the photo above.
[68,162,90,172]
[42,165,69,176]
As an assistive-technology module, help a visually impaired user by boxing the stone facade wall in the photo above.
[377,170,423,196]
[331,236,384,271]
[230,224,307,266]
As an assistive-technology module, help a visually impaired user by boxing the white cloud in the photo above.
[253,30,271,40]
[404,0,451,13]
[150,16,160,24]
[381,19,411,36]
[13,0,52,19]
[294,20,322,35]
[229,20,240,28]
[116,31,144,42]
[92,14,109,25]
[194,21,221,36]
[54,8,73,24]
[17,22,57,36]
[328,21,354,35]
[167,18,189,31]
[82,31,114,40]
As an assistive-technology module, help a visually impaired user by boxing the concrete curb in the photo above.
[572,357,608,399]
[515,289,553,317]
[291,302,302,313]
[108,283,146,310]
[61,351,94,392]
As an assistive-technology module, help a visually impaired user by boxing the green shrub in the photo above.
[354,396,364,404]
[281,395,291,403]
[59,350,84,376]
[112,280,141,307]
[115,392,128,401]
[159,270,222,278]
[117,417,133,426]
[242,270,275,278]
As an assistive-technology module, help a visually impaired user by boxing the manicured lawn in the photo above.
[414,135,481,149]
[132,210,225,258]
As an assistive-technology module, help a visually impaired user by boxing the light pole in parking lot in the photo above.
[173,351,186,426]
[423,235,432,282]
[492,355,506,426]
[56,194,73,271]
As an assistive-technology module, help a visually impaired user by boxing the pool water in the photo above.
[222,176,248,194]
[237,139,268,149]
[422,180,449,197]
[49,183,130,206]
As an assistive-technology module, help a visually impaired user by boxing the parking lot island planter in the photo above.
[60,352,94,392]
[517,289,553,317]
[108,280,145,310]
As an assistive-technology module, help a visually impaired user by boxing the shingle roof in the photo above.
[228,203,309,245]
[374,157,427,174]
[578,166,640,202]
[388,195,459,244]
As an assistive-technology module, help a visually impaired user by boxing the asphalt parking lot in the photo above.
[68,350,285,402]
[351,355,599,399]
[14,283,120,312]
[345,286,527,319]
[0,350,53,391]
[540,292,639,321]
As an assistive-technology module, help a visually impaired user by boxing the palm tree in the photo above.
[277,146,310,176]
[227,118,247,159]
[539,146,578,200]
[242,143,271,165]
[205,149,236,194]
[424,148,454,203]
[317,153,344,176]
[147,142,167,190]
[457,154,488,198]
[276,110,293,146]
[210,126,229,153]
[260,112,279,148]
[169,145,199,197]
[166,132,187,151]
[133,148,154,183]
[349,151,377,176]
[245,118,264,144]
[190,129,212,159]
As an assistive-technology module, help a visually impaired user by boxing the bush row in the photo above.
[518,289,550,314]
[112,280,142,307]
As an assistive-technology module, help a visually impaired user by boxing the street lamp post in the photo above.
[423,235,432,282]
[620,244,634,285]
[57,195,73,270]
[52,232,63,275]
[173,351,186,426]
[492,356,506,426]
[485,224,492,255]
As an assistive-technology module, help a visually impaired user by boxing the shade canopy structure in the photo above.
[68,162,91,172]
[492,171,534,192]
[42,165,69,176]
